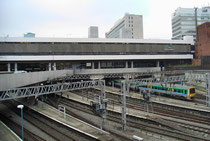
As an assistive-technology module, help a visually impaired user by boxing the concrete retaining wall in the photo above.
[75,67,161,74]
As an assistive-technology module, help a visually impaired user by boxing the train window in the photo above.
[190,88,195,94]
[184,90,187,94]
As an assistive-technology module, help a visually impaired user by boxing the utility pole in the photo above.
[121,81,126,130]
[194,7,198,41]
[206,73,210,107]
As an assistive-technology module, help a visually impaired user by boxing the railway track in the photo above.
[1,100,99,141]
[50,94,210,141]
[47,96,134,141]
[104,90,210,123]
[75,88,210,126]
[71,89,210,138]
[0,113,46,141]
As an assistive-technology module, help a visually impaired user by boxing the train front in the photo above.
[189,87,196,98]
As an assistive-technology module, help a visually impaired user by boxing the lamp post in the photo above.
[17,105,24,141]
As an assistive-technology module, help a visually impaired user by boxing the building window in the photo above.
[202,9,208,12]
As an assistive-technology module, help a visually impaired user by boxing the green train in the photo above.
[138,84,196,99]
[113,80,196,99]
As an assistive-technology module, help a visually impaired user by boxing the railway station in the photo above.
[0,37,210,141]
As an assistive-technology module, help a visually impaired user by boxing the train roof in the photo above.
[151,84,195,89]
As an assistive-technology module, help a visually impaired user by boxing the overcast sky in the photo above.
[0,0,209,39]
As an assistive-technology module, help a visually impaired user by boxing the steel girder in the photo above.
[0,80,105,101]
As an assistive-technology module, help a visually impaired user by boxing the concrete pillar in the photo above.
[49,63,52,71]
[98,62,101,69]
[14,63,18,72]
[125,61,128,68]
[131,61,134,68]
[156,61,160,67]
[7,63,11,72]
[92,62,95,69]
[53,62,56,71]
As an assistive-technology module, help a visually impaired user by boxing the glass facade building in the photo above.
[172,7,210,40]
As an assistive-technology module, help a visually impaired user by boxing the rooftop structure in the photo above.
[0,37,191,44]
[24,32,35,38]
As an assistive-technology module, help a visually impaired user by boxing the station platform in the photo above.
[21,100,112,141]
[104,86,210,113]
[0,120,21,141]
[0,102,57,141]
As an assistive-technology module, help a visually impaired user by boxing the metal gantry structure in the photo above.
[120,73,209,130]
[50,70,189,81]
[0,80,106,101]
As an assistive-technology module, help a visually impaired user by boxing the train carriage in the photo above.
[112,80,196,100]
[138,84,196,99]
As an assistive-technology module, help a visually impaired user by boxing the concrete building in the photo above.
[88,26,98,38]
[0,37,193,73]
[106,13,143,39]
[193,22,210,69]
[172,7,210,40]
[24,32,35,38]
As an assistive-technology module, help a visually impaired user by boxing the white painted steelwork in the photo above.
[0,80,105,101]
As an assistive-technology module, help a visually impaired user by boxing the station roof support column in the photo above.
[7,63,11,72]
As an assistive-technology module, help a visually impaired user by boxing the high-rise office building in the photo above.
[88,26,99,38]
[105,13,143,39]
[172,7,210,40]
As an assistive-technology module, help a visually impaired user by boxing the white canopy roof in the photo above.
[0,54,193,61]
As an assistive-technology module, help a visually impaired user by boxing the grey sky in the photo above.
[0,0,209,39]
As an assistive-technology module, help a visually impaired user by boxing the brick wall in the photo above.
[193,22,210,67]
